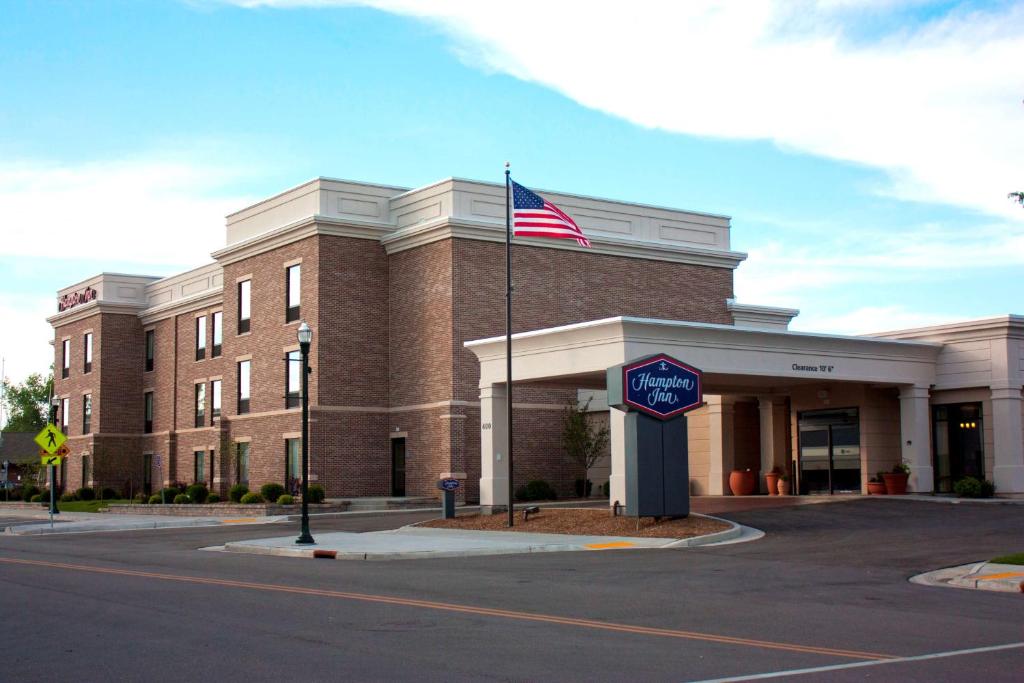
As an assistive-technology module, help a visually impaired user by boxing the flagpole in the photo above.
[504,162,514,528]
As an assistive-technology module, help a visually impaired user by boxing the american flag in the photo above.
[511,180,592,247]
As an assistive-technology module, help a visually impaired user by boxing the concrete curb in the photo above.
[911,562,1024,594]
[868,495,1024,506]
[661,514,743,548]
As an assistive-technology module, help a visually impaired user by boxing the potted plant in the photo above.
[777,473,789,496]
[729,468,757,496]
[867,472,887,495]
[765,466,782,496]
[882,462,910,495]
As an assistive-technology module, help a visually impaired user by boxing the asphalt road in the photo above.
[1,499,1021,682]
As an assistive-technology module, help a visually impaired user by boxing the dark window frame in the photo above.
[83,333,93,374]
[60,397,69,431]
[238,280,251,334]
[145,330,155,372]
[194,450,206,484]
[236,442,250,485]
[237,360,251,414]
[195,316,206,361]
[61,339,70,378]
[285,349,300,409]
[286,264,300,323]
[211,311,222,357]
[144,392,154,433]
[211,379,221,419]
[82,394,91,434]
[194,382,206,428]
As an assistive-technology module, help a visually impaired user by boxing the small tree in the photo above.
[1009,191,1024,207]
[561,397,609,498]
[2,372,52,432]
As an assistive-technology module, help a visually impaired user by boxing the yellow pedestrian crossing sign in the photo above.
[34,424,67,455]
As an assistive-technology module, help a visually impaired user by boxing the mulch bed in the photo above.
[420,508,730,539]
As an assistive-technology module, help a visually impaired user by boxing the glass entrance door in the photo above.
[798,408,861,495]
[391,438,406,497]
[932,403,984,493]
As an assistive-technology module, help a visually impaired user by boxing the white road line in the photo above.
[693,641,1024,682]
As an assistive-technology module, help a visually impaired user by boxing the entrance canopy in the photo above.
[466,316,940,394]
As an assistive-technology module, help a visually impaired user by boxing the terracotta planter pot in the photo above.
[866,481,887,495]
[764,472,781,496]
[729,470,757,496]
[777,478,789,496]
[882,472,908,495]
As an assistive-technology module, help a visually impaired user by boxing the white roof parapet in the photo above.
[727,299,800,330]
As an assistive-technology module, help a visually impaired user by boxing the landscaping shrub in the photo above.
[159,487,180,502]
[59,492,77,502]
[306,484,325,504]
[185,483,209,504]
[239,492,263,504]
[954,477,994,498]
[173,493,190,504]
[76,487,95,501]
[30,494,45,503]
[133,493,148,504]
[228,484,249,503]
[600,481,610,498]
[516,480,557,502]
[574,479,593,498]
[260,482,285,503]
[207,493,221,504]
[148,494,162,505]
[98,487,119,501]
[22,485,40,501]
[276,494,294,505]
[6,489,22,501]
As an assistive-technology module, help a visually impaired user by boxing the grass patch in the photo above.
[57,499,129,513]
[991,552,1024,565]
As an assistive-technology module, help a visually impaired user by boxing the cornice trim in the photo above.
[138,289,224,325]
[47,301,145,327]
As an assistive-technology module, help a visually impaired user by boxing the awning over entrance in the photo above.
[465,317,943,510]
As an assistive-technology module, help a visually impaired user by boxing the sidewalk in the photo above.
[219,516,756,561]
[911,562,1024,594]
[2,509,286,535]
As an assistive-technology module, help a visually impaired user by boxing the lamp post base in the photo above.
[295,533,315,545]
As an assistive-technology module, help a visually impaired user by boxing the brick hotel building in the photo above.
[48,176,1024,501]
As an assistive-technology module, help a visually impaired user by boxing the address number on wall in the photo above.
[481,423,492,430]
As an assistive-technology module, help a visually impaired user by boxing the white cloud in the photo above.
[0,296,58,389]
[792,304,965,335]
[0,157,256,265]
[219,0,1024,222]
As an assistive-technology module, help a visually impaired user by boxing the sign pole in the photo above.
[504,162,514,528]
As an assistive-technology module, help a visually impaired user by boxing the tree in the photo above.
[2,372,52,432]
[1010,191,1024,207]
[561,396,610,498]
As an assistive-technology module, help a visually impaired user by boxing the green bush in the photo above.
[159,487,180,502]
[600,481,611,498]
[173,493,190,504]
[133,493,148,504]
[30,494,45,503]
[75,487,95,501]
[228,484,249,503]
[515,480,558,502]
[207,493,221,504]
[306,484,325,504]
[260,482,285,503]
[239,492,263,504]
[6,489,22,501]
[22,485,40,501]
[276,494,295,505]
[59,492,77,502]
[574,479,593,498]
[148,494,163,505]
[98,487,119,501]
[953,477,995,498]
[185,484,209,504]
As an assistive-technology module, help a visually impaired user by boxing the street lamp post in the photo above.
[295,321,315,545]
[49,397,59,515]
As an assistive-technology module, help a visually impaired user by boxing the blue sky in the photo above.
[1,0,1022,383]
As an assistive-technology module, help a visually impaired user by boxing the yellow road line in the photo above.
[975,571,1024,581]
[221,518,260,524]
[0,556,894,661]
[585,541,636,549]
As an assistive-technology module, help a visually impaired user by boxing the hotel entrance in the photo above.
[798,408,861,495]
[932,403,984,493]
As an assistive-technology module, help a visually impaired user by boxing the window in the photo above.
[60,397,69,431]
[61,339,70,378]
[236,442,250,485]
[194,450,206,484]
[208,449,215,486]
[285,438,301,495]
[195,316,206,361]
[211,379,222,419]
[82,394,91,434]
[83,333,93,373]
[82,455,90,488]
[238,280,251,334]
[144,392,154,433]
[145,330,155,372]
[286,350,301,409]
[212,312,222,357]
[286,264,301,322]
[194,383,206,428]
[237,360,251,414]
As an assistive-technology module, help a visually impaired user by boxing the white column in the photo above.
[608,408,627,508]
[758,397,775,493]
[991,383,1024,494]
[706,396,735,495]
[479,384,509,514]
[899,384,933,493]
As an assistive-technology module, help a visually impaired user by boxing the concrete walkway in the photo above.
[220,516,751,561]
[2,509,287,535]
[911,561,1024,594]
